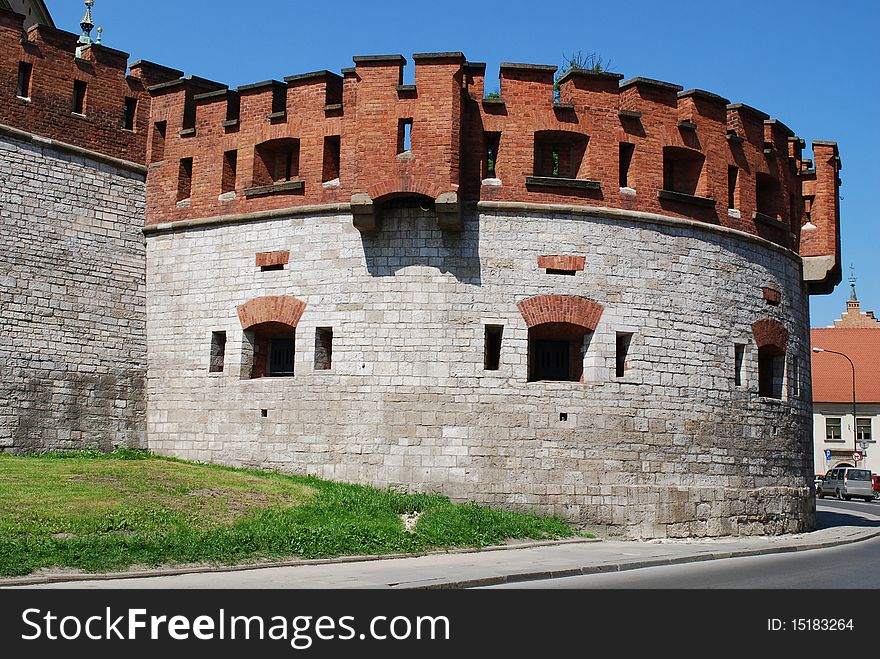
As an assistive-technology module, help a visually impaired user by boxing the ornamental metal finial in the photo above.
[849,265,858,301]
[79,0,94,44]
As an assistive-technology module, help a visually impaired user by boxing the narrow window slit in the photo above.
[484,325,503,371]
[314,328,333,370]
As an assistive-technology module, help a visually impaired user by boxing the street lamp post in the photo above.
[813,347,858,457]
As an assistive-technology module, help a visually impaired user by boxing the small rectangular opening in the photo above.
[177,157,193,202]
[123,97,137,130]
[260,263,284,272]
[484,325,503,371]
[322,135,341,182]
[226,93,241,122]
[209,331,226,373]
[790,356,800,399]
[222,150,237,194]
[756,172,780,218]
[758,346,785,399]
[398,118,413,153]
[151,121,167,162]
[17,61,32,98]
[260,409,268,418]
[728,165,738,209]
[272,85,287,115]
[662,147,704,196]
[314,327,333,370]
[484,132,501,179]
[546,268,577,276]
[559,412,568,422]
[615,333,633,378]
[268,337,295,376]
[254,138,300,186]
[534,131,588,179]
[72,79,87,115]
[619,142,635,187]
[734,343,745,386]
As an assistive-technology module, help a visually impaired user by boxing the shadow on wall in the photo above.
[360,197,482,285]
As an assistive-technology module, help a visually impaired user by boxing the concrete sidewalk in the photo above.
[6,505,880,589]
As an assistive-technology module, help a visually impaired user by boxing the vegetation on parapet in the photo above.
[0,450,578,577]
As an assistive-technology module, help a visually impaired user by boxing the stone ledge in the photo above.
[658,189,716,208]
[526,176,601,190]
[753,211,787,229]
[244,180,305,198]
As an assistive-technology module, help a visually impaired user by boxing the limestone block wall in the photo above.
[145,204,812,538]
[0,134,146,451]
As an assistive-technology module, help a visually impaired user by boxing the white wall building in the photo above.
[811,280,880,476]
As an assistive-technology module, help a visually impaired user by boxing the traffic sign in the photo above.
[852,451,863,463]
[824,449,832,460]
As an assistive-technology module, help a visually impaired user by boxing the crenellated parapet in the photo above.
[0,7,151,165]
[140,51,841,289]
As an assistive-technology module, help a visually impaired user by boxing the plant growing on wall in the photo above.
[554,50,613,102]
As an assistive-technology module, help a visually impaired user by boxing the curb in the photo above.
[0,537,598,588]
[410,526,880,589]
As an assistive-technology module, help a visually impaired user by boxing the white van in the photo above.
[817,467,874,502]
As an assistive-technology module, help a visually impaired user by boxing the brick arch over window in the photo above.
[751,318,789,351]
[517,295,604,331]
[237,295,306,330]
[367,177,445,203]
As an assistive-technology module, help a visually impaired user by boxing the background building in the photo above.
[812,278,880,476]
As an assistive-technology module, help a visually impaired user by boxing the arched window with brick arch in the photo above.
[236,296,306,379]
[752,318,789,399]
[517,295,604,382]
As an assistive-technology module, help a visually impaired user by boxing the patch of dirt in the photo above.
[400,511,421,533]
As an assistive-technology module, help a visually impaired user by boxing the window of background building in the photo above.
[825,417,842,441]
[857,418,873,442]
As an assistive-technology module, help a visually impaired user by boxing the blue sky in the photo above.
[49,0,880,327]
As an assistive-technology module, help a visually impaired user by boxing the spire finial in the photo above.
[76,0,96,57]
[849,264,858,302]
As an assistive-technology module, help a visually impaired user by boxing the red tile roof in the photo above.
[811,328,880,403]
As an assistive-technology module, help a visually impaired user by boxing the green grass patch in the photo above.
[0,450,576,577]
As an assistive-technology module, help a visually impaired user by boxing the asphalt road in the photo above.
[485,499,880,589]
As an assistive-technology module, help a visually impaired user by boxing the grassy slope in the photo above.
[0,451,575,577]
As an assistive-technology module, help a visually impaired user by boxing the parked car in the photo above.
[817,467,874,502]
[873,474,880,500]
[814,474,825,494]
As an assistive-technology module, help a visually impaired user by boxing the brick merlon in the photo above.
[678,88,730,104]
[193,89,234,103]
[764,118,794,137]
[284,70,343,84]
[236,79,286,93]
[727,103,770,120]
[26,23,78,50]
[412,52,466,61]
[500,62,558,72]
[619,77,684,92]
[148,76,227,95]
[352,54,407,64]
[130,60,185,79]
[464,62,487,72]
[556,69,625,85]
[86,43,131,60]
[0,7,26,27]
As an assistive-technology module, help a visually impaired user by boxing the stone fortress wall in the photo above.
[0,8,150,451]
[0,3,845,537]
